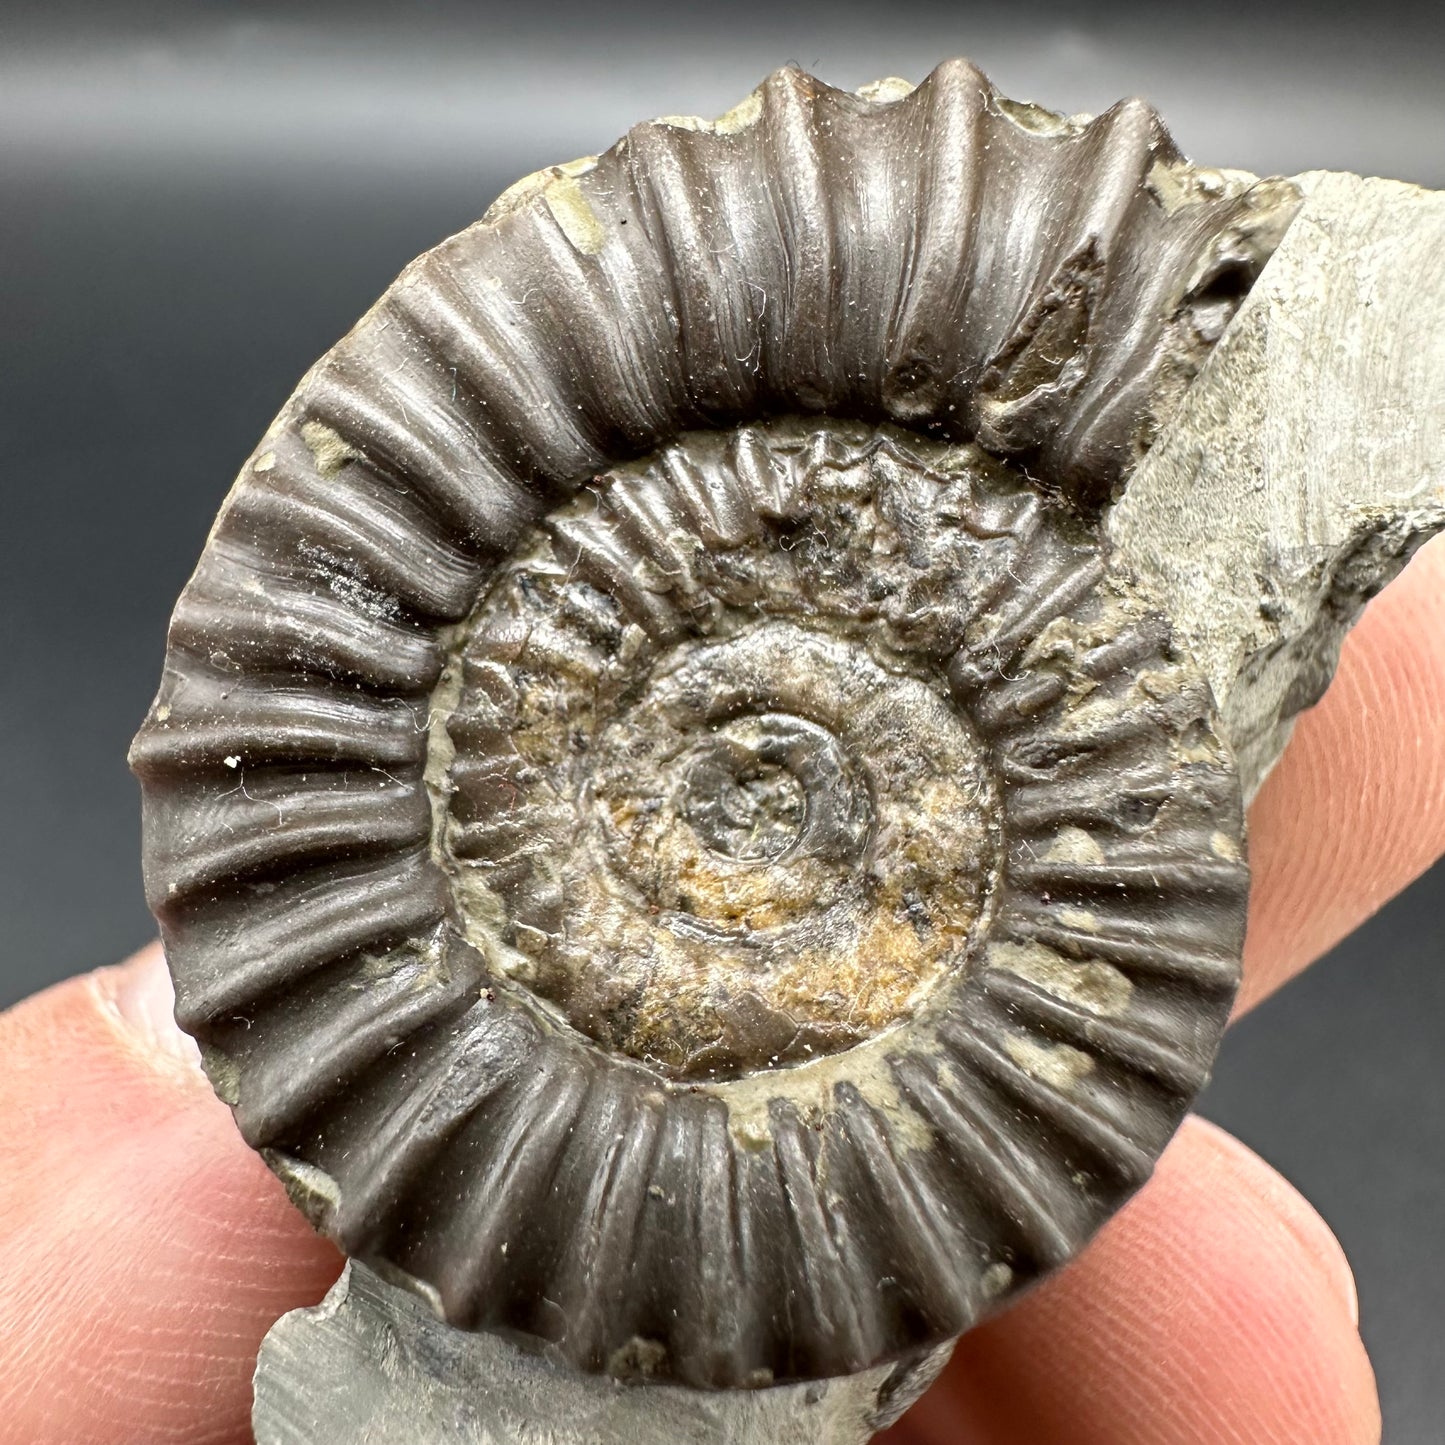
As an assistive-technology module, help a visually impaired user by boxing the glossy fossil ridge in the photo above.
[130,60,1287,1387]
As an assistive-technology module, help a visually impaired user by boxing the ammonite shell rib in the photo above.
[131,60,1295,1388]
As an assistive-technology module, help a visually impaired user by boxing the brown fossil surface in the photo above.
[130,60,1301,1388]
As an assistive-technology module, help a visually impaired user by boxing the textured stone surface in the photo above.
[253,1263,949,1445]
[1112,170,1445,796]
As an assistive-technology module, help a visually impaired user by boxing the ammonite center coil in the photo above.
[131,61,1299,1388]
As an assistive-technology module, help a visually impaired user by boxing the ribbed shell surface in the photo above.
[130,60,1297,1387]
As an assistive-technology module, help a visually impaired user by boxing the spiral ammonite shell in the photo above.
[131,61,1299,1387]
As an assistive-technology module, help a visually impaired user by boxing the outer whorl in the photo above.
[131,61,1299,1388]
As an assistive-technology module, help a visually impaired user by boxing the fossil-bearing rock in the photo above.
[131,60,1309,1388]
[254,1261,955,1445]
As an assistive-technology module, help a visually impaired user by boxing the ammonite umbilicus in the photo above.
[131,61,1302,1389]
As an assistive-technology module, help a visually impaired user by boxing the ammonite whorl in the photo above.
[131,61,1299,1388]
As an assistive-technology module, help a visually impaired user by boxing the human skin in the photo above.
[2,534,1442,1445]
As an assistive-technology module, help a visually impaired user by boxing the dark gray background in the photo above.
[1,2,1441,1438]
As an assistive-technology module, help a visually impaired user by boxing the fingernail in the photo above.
[97,943,204,1074]
[1196,1117,1360,1328]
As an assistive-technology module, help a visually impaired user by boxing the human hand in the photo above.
[3,535,1442,1445]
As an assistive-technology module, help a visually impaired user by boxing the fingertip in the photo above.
[1185,1117,1358,1327]
[90,940,204,1075]
[891,1116,1379,1445]
[0,951,340,1445]
[1242,531,1445,1011]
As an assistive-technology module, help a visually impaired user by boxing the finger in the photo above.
[882,1115,1376,1445]
[1239,530,1445,1013]
[0,942,340,1445]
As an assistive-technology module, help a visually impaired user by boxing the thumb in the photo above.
[0,943,339,1445]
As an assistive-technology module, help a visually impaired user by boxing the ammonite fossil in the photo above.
[131,61,1303,1389]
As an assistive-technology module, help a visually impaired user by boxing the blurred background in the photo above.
[2,0,1441,1437]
